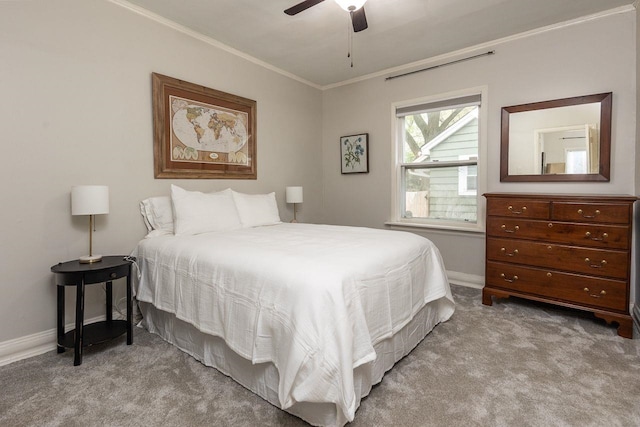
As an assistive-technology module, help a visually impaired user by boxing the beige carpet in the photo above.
[1,285,639,426]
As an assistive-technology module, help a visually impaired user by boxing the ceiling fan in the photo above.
[285,0,368,32]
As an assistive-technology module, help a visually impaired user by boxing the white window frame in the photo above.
[388,87,487,233]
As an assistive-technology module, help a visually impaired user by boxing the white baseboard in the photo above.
[447,270,484,289]
[0,329,60,367]
[0,314,111,367]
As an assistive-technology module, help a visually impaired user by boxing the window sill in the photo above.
[385,220,485,235]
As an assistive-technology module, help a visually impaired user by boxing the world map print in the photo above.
[170,95,249,165]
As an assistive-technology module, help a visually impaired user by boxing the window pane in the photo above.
[403,106,478,163]
[566,149,587,174]
[467,174,477,190]
[403,166,477,222]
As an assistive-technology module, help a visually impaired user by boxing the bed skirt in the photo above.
[138,299,448,426]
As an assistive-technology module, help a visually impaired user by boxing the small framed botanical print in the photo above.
[340,133,369,174]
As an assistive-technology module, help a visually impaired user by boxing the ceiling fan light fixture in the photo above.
[334,0,367,12]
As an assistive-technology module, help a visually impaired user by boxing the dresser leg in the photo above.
[617,321,633,339]
[482,288,493,306]
[593,312,633,339]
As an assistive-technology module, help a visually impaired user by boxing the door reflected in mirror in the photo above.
[500,93,611,182]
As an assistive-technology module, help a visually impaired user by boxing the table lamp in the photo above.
[71,185,109,263]
[285,186,303,223]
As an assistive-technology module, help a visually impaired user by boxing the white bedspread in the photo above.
[133,223,454,424]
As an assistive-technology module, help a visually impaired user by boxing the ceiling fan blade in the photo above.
[284,0,325,15]
[351,7,368,32]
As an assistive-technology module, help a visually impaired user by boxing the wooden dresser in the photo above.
[483,193,635,338]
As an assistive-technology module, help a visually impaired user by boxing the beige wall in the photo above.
[321,10,636,287]
[0,1,637,347]
[0,0,323,343]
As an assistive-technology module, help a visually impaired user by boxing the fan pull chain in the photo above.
[347,12,353,68]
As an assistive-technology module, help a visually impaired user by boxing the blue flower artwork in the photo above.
[340,133,369,174]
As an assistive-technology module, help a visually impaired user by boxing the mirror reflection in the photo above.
[508,104,600,175]
[500,93,612,182]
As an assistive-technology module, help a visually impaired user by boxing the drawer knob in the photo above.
[500,247,519,256]
[500,273,518,283]
[110,272,117,279]
[501,224,519,233]
[548,223,553,228]
[585,258,607,268]
[508,205,527,215]
[577,208,600,219]
[547,272,552,277]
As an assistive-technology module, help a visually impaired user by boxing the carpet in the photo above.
[1,285,639,426]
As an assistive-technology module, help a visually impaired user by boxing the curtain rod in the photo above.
[385,50,495,81]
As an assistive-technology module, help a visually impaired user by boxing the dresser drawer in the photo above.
[486,217,630,250]
[486,198,550,219]
[486,261,628,312]
[486,237,629,279]
[551,202,630,224]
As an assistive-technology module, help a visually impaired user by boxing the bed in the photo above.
[132,186,455,426]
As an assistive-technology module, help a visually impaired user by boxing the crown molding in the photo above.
[108,0,323,90]
[322,4,636,90]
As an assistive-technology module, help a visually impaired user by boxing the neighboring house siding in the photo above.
[428,118,478,221]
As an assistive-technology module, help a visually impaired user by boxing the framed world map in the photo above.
[152,73,257,179]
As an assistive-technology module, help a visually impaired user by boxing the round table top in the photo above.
[51,255,133,273]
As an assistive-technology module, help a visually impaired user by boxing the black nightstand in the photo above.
[51,256,134,366]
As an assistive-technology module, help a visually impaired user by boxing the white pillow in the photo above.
[232,191,282,228]
[171,185,242,236]
[140,196,174,233]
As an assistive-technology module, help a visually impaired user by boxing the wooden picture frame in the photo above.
[152,73,257,179]
[340,133,369,174]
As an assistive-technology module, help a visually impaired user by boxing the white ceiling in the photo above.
[122,0,635,87]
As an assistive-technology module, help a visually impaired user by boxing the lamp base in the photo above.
[79,254,103,264]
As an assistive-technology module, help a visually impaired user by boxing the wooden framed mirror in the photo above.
[500,92,612,182]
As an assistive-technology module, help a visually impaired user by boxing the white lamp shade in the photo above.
[335,0,367,11]
[71,185,109,215]
[286,186,303,204]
